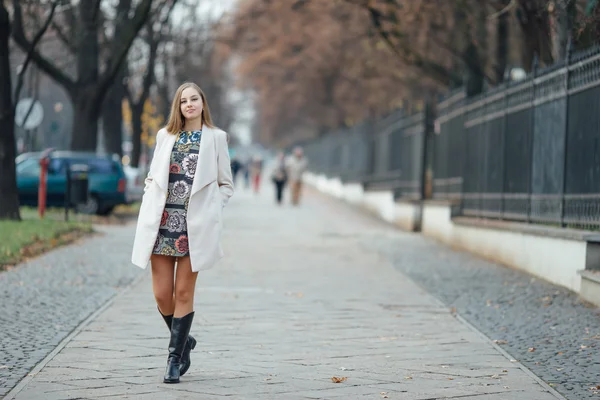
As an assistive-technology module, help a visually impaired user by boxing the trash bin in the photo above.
[69,163,89,206]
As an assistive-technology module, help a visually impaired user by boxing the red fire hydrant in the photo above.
[38,154,50,219]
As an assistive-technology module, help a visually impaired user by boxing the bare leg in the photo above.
[173,256,198,318]
[151,254,176,316]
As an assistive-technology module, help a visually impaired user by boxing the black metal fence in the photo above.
[302,45,600,229]
[434,46,600,228]
[302,108,428,200]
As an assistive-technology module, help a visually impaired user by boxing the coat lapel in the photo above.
[152,131,177,193]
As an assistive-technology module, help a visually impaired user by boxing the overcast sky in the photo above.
[172,0,253,146]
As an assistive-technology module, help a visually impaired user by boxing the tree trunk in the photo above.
[517,0,553,69]
[70,0,100,151]
[463,3,485,97]
[70,88,100,151]
[495,1,509,83]
[553,0,576,60]
[0,2,21,220]
[131,102,143,168]
[102,75,125,157]
[101,0,131,157]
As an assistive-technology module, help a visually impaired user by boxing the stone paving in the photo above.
[0,224,144,397]
[3,186,562,399]
[366,217,600,399]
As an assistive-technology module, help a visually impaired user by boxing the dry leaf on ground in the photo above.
[331,376,347,383]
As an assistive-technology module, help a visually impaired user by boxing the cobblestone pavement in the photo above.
[4,187,561,399]
[353,210,600,399]
[0,224,144,397]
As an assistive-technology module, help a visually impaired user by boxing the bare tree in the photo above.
[126,0,178,168]
[0,0,58,220]
[11,0,154,151]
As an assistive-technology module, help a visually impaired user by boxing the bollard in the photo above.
[38,157,49,219]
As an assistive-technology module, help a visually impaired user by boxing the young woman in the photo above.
[131,82,234,384]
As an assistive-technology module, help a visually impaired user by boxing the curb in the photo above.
[379,256,569,400]
[375,250,569,400]
[454,313,568,400]
[314,181,569,400]
[3,269,149,400]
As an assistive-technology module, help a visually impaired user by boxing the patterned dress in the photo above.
[152,130,202,257]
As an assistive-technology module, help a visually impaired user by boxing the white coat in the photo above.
[131,126,234,272]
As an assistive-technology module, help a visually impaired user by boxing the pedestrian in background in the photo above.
[287,146,308,205]
[251,155,263,194]
[131,82,234,384]
[230,157,242,186]
[271,151,288,205]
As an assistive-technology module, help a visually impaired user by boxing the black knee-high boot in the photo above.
[159,308,197,376]
[163,312,194,383]
[159,308,196,378]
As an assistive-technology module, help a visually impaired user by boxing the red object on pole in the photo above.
[38,157,49,219]
[38,148,54,219]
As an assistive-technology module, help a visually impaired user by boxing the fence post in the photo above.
[421,100,434,201]
[527,55,539,224]
[501,80,509,218]
[560,39,573,228]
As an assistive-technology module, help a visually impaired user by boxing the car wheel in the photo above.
[76,195,100,215]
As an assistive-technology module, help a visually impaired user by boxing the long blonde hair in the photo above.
[165,82,215,135]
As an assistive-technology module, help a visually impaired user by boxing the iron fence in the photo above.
[434,45,600,229]
[302,108,428,201]
[302,44,600,229]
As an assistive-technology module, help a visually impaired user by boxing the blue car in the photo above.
[16,151,127,215]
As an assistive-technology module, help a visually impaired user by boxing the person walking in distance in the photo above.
[131,82,234,384]
[271,151,288,205]
[287,146,308,205]
[251,155,264,194]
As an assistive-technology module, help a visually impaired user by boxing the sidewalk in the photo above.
[5,186,562,400]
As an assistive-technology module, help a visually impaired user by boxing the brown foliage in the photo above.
[223,0,428,145]
[224,0,600,145]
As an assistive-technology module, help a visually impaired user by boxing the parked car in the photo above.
[122,164,144,204]
[16,151,127,215]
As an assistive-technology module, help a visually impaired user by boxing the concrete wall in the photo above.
[305,173,420,232]
[307,172,587,293]
[421,202,585,292]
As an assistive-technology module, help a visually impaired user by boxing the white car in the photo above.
[122,165,144,204]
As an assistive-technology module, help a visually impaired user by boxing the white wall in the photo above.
[305,172,419,231]
[342,183,364,205]
[395,202,419,232]
[422,202,585,292]
[307,172,587,293]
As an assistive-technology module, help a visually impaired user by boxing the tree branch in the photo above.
[11,0,75,92]
[50,20,77,53]
[365,4,460,86]
[14,0,61,101]
[489,0,517,19]
[96,0,153,104]
[128,0,179,106]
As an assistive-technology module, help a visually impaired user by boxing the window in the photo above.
[87,159,118,174]
[16,158,41,176]
[49,158,66,175]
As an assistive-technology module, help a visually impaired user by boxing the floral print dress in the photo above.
[152,130,201,257]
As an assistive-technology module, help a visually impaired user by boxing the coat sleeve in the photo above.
[144,129,165,193]
[216,130,234,207]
